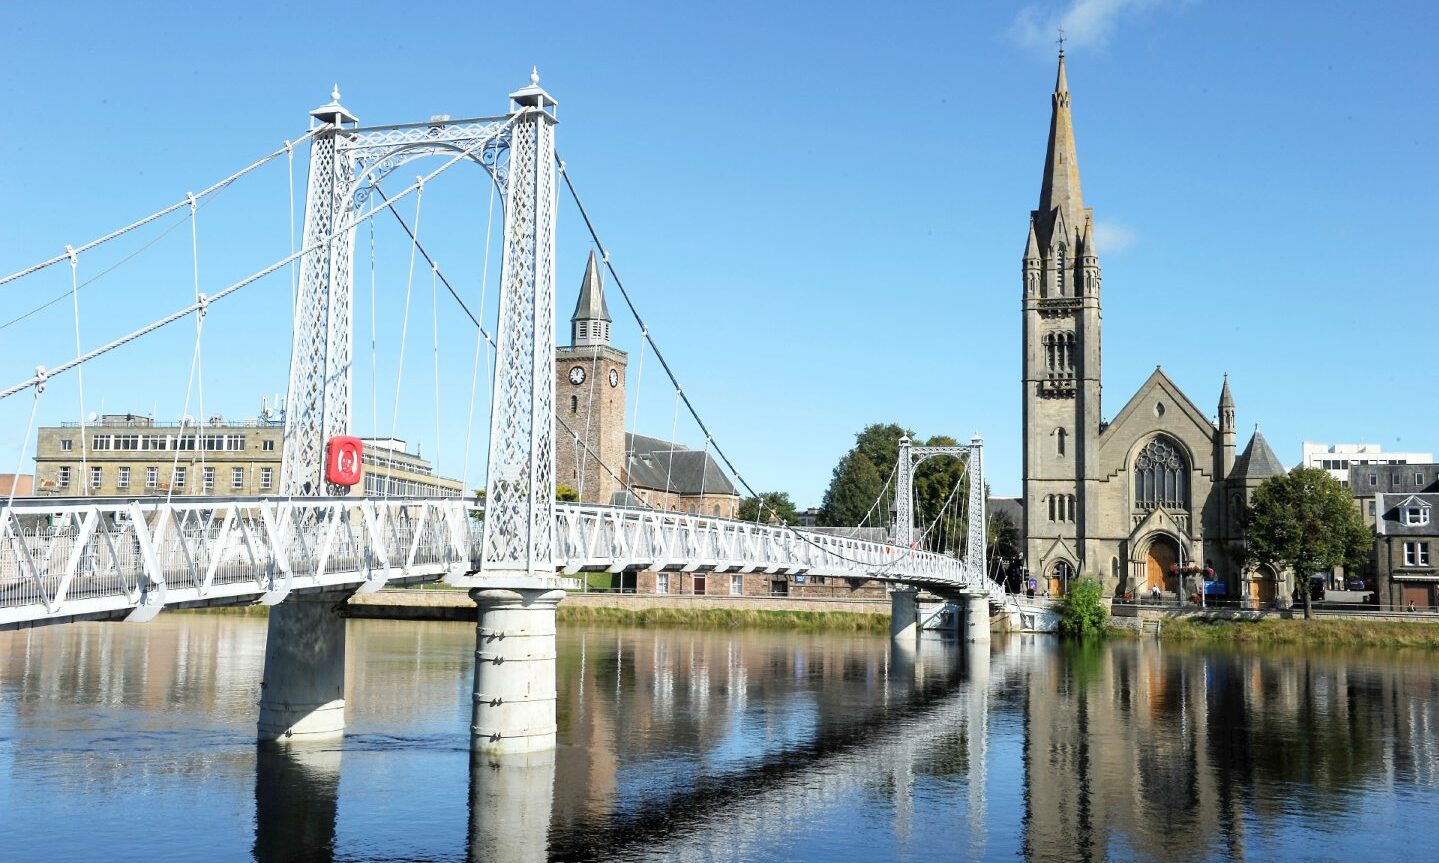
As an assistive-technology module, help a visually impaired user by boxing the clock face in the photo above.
[608,368,620,388]
[568,366,586,385]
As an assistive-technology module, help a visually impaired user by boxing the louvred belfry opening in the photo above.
[325,436,363,487]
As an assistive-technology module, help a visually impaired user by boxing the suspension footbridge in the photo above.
[0,71,1010,752]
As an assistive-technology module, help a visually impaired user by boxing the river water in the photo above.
[3,616,1439,862]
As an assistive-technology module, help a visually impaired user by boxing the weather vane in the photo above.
[1057,26,1066,56]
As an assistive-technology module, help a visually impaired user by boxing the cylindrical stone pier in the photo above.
[257,591,352,742]
[963,594,991,644]
[890,588,918,641]
[470,587,566,755]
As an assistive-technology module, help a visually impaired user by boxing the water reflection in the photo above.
[253,745,340,863]
[7,619,1439,861]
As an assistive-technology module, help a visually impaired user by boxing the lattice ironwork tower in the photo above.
[478,74,559,578]
[893,435,987,580]
[281,89,360,496]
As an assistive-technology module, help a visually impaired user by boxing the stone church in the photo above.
[1020,52,1287,604]
[555,251,740,517]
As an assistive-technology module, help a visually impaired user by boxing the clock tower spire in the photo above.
[555,253,627,505]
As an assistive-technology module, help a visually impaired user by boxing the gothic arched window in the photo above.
[570,395,579,414]
[1057,427,1067,456]
[1134,436,1188,511]
[1056,245,1068,296]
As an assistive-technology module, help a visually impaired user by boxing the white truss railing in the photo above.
[0,497,1005,627]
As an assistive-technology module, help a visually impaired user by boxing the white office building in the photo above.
[1301,442,1434,487]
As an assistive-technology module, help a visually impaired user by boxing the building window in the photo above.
[1057,427,1067,456]
[173,467,186,489]
[146,467,158,488]
[1405,542,1431,567]
[1370,473,1378,486]
[656,573,669,594]
[260,467,273,490]
[60,439,73,452]
[730,573,743,595]
[90,466,102,489]
[92,435,112,451]
[570,395,578,414]
[203,466,216,491]
[712,504,721,517]
[1134,436,1188,511]
[1404,505,1431,526]
[1418,473,1426,485]
[1369,500,1377,517]
[262,439,276,452]
[118,467,130,489]
[231,467,245,490]
[57,466,71,488]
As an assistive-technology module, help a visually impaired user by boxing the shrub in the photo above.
[1059,577,1108,638]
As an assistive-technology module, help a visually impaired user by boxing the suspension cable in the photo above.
[67,247,88,497]
[6,380,44,511]
[0,115,514,404]
[386,180,427,498]
[462,178,498,492]
[189,193,208,493]
[560,160,918,563]
[0,128,320,290]
[431,262,442,476]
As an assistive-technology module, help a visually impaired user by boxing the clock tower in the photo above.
[555,250,628,504]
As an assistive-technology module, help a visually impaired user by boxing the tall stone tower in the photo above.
[555,251,627,504]
[1022,50,1103,582]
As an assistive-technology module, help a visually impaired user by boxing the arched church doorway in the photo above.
[1249,564,1277,608]
[1049,561,1074,597]
[1145,535,1180,594]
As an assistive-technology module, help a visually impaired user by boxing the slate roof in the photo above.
[622,433,737,497]
[988,496,1024,526]
[1231,429,1287,481]
[1376,492,1439,537]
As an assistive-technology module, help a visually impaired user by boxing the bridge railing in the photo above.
[1,496,1004,624]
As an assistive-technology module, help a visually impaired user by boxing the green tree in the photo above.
[818,424,973,550]
[912,434,970,556]
[738,491,800,525]
[818,451,884,526]
[555,483,579,502]
[1058,577,1108,638]
[987,508,1022,582]
[1245,466,1371,619]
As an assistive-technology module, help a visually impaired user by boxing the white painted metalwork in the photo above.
[0,497,1002,628]
[479,72,559,580]
[893,435,994,599]
[281,89,517,498]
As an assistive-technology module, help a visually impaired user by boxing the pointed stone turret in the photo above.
[1037,51,1084,247]
[571,250,611,347]
[1024,218,1041,261]
[1218,374,1236,477]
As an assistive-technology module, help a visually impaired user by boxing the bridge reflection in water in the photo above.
[250,629,991,863]
[9,619,1439,862]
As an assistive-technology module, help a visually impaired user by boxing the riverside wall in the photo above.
[345,589,891,623]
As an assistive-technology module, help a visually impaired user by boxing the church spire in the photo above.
[571,250,611,347]
[1037,50,1084,246]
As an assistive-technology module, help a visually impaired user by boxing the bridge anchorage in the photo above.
[0,70,1013,756]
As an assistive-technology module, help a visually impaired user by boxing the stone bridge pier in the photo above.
[257,590,356,742]
[890,587,991,644]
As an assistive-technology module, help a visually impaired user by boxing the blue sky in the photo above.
[1,0,1435,503]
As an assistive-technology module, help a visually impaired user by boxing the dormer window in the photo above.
[1404,504,1431,526]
